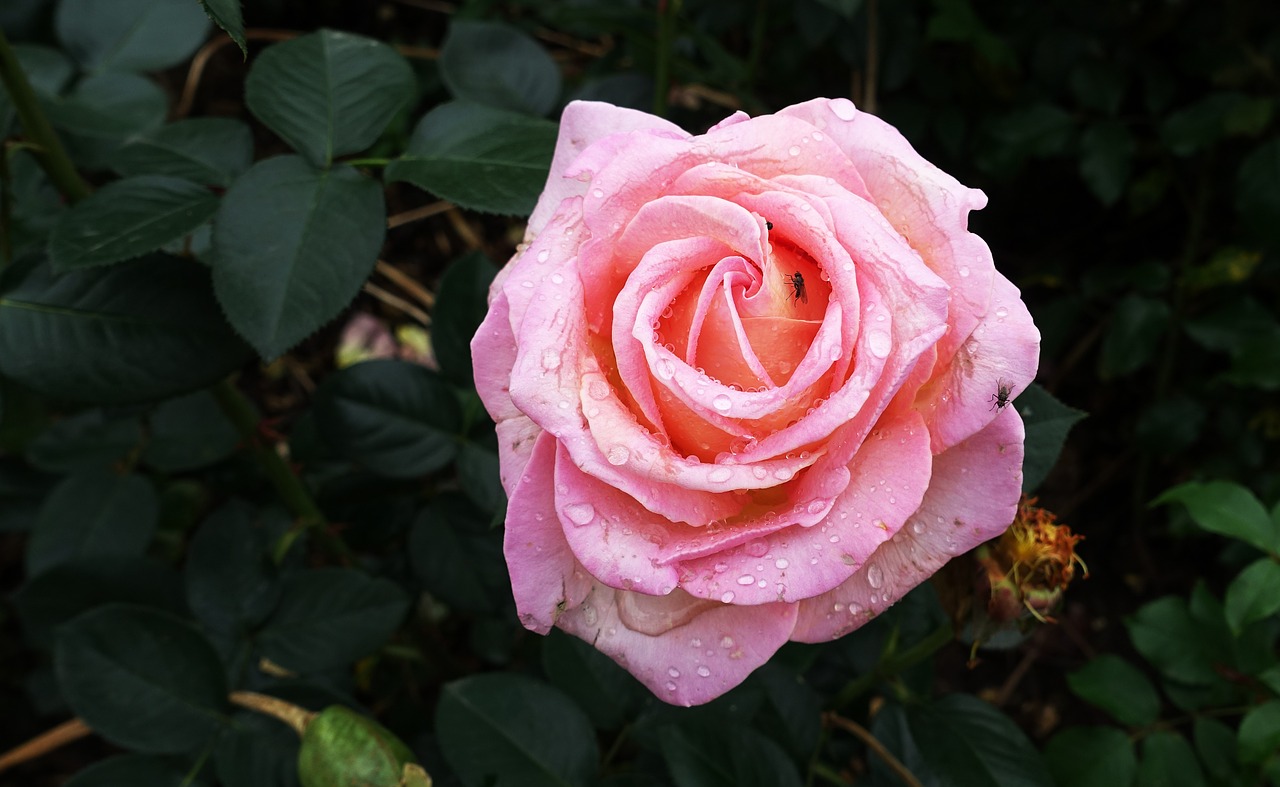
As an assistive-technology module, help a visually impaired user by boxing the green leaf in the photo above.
[457,440,504,515]
[880,694,1052,787]
[214,710,301,787]
[185,500,284,635]
[115,118,254,187]
[1154,481,1279,555]
[1067,655,1161,727]
[200,0,247,56]
[542,629,644,731]
[1237,139,1280,249]
[659,722,803,787]
[439,21,561,116]
[26,410,142,473]
[1160,93,1243,157]
[55,604,229,753]
[409,493,506,615]
[386,101,557,216]
[50,176,219,272]
[1098,294,1171,379]
[314,359,461,478]
[64,754,197,787]
[143,390,241,472]
[245,29,414,167]
[436,674,598,787]
[47,72,168,170]
[1079,120,1135,206]
[1193,717,1238,783]
[257,568,409,674]
[754,665,823,763]
[1238,701,1280,765]
[12,557,185,650]
[1016,383,1086,491]
[25,471,158,577]
[1125,594,1235,704]
[212,155,385,359]
[433,251,499,386]
[55,0,211,73]
[1044,726,1136,787]
[0,256,251,404]
[1224,558,1280,634]
[1136,731,1206,787]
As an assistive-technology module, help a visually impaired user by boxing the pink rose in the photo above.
[472,98,1039,706]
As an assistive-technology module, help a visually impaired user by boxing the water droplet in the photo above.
[867,330,891,358]
[712,393,733,412]
[714,562,728,573]
[774,467,794,481]
[757,579,767,588]
[752,466,768,480]
[592,188,605,198]
[829,534,840,543]
[775,558,790,569]
[582,605,598,625]
[737,574,755,586]
[807,499,827,515]
[696,665,711,677]
[721,591,735,603]
[812,131,824,141]
[541,349,561,370]
[995,305,1009,319]
[830,98,857,121]
[708,466,733,483]
[564,503,595,525]
[665,681,677,691]
[536,249,550,263]
[550,272,564,285]
[668,667,681,678]
[690,638,702,648]
[867,563,884,588]
[721,636,735,648]
[606,445,629,465]
[911,520,925,534]
[788,145,801,157]
[746,539,769,557]
[588,379,610,400]
[958,266,971,278]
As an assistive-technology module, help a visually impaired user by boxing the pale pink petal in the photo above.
[916,272,1041,453]
[528,101,688,238]
[504,433,593,633]
[790,405,1026,642]
[557,585,798,706]
[674,410,932,604]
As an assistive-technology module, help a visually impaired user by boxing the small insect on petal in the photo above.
[989,379,1014,411]
[787,271,807,304]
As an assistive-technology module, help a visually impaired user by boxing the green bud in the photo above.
[297,705,418,787]
[400,763,433,787]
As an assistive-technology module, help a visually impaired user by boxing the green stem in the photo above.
[0,26,91,204]
[653,0,680,117]
[830,622,953,710]
[0,145,12,270]
[344,157,392,168]
[211,378,350,563]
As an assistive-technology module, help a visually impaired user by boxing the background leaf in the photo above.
[55,604,229,753]
[439,21,562,116]
[24,471,158,577]
[55,0,212,73]
[1066,655,1161,727]
[1017,383,1087,491]
[114,118,254,187]
[211,156,385,359]
[245,30,414,167]
[386,101,557,216]
[200,0,247,56]
[1044,726,1136,787]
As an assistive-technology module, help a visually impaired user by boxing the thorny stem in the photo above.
[210,378,351,564]
[824,712,924,787]
[0,26,91,204]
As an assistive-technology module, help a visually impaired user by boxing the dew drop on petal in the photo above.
[775,558,789,569]
[656,359,676,379]
[536,249,550,263]
[788,145,801,157]
[721,591,735,603]
[564,503,595,525]
[593,188,605,199]
[720,636,735,648]
[588,379,610,400]
[712,393,733,412]
[866,563,884,588]
[541,349,561,370]
[745,539,769,557]
[867,330,891,358]
[697,665,711,677]
[830,98,857,121]
[959,266,971,278]
[550,272,564,284]
[606,445,630,465]
[668,667,681,678]
[708,466,733,483]
[737,574,755,585]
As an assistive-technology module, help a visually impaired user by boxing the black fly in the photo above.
[787,271,807,304]
[989,379,1014,411]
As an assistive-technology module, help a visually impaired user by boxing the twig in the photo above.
[0,26,91,203]
[363,280,431,327]
[824,712,923,787]
[387,200,453,230]
[229,691,315,737]
[0,718,92,774]
[375,259,436,310]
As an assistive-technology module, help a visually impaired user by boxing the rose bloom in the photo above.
[472,98,1039,706]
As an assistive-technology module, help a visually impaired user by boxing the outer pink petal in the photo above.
[504,433,594,634]
[527,101,688,238]
[556,585,798,706]
[674,409,932,605]
[916,272,1041,453]
[790,405,1025,642]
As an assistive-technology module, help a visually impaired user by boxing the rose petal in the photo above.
[557,584,798,706]
[790,405,1026,642]
[528,101,688,238]
[505,433,594,633]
